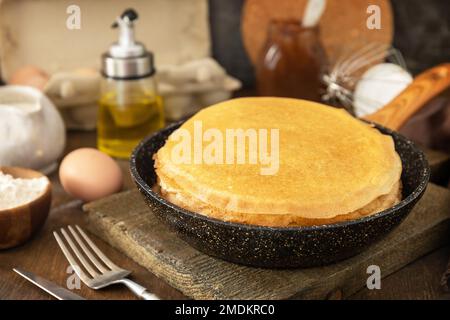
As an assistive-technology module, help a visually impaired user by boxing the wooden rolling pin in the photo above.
[363,63,450,131]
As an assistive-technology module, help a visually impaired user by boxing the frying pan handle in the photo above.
[363,63,450,131]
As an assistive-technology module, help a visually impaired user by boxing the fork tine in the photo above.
[53,231,91,283]
[68,226,109,273]
[60,228,100,278]
[75,225,121,270]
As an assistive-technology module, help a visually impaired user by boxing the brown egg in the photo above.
[59,148,123,202]
[9,66,50,90]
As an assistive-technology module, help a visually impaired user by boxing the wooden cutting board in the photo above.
[84,182,450,300]
[241,0,393,66]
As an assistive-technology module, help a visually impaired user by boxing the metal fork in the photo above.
[54,225,159,300]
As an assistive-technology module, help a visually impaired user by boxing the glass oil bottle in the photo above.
[98,9,164,158]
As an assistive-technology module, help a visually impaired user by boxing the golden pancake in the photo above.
[156,173,401,227]
[154,97,402,226]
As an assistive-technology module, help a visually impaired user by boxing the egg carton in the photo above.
[8,58,241,130]
[157,58,242,121]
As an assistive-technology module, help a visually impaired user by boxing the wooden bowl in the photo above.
[0,166,52,249]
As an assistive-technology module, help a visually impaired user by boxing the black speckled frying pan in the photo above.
[130,64,450,268]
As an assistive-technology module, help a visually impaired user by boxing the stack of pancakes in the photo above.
[154,97,402,227]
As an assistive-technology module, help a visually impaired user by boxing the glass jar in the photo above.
[256,19,328,101]
[97,75,164,159]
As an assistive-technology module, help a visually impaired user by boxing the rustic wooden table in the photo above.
[1,130,449,300]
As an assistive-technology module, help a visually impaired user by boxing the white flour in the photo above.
[0,171,49,210]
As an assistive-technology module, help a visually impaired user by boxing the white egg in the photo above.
[59,148,123,202]
[353,63,413,117]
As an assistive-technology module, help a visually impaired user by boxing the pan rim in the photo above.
[130,121,430,232]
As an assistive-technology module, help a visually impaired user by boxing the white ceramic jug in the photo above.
[0,86,66,173]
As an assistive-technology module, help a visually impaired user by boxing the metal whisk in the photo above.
[322,42,409,115]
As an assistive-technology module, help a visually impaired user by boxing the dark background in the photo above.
[209,0,450,88]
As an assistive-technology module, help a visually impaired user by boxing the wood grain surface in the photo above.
[0,131,184,300]
[0,130,449,300]
[84,183,450,300]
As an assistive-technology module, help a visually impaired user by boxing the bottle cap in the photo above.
[101,9,154,80]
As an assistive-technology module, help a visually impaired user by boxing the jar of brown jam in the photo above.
[256,19,328,102]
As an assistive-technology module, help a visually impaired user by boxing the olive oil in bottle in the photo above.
[98,8,164,158]
[98,83,164,158]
